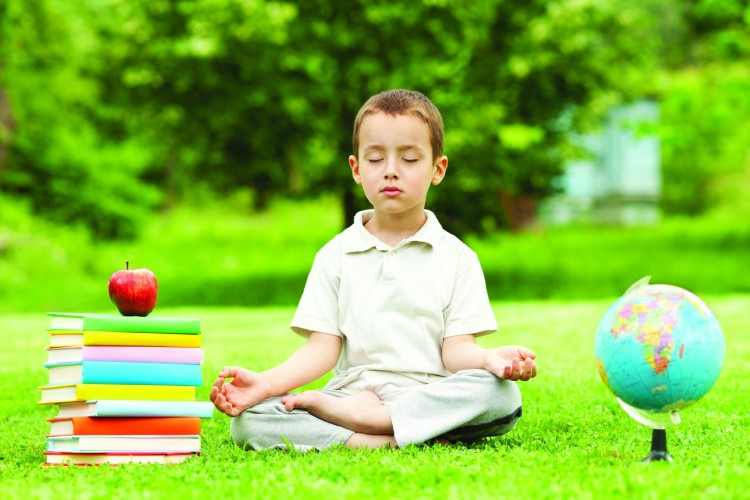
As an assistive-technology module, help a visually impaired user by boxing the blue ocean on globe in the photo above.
[594,282,725,413]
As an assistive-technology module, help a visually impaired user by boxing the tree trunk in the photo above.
[0,84,16,182]
[497,190,538,232]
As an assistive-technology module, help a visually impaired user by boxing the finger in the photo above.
[519,359,533,381]
[212,378,225,390]
[209,385,218,402]
[212,392,225,410]
[500,358,520,380]
[528,359,538,378]
[509,358,522,380]
[219,366,242,379]
[500,362,513,379]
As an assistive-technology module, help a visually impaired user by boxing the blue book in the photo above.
[44,361,202,387]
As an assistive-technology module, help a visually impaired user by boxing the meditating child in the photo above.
[210,89,538,450]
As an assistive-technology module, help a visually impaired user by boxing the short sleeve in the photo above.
[443,249,498,338]
[290,247,342,338]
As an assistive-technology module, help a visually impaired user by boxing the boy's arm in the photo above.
[263,331,342,394]
[442,334,537,381]
[211,332,341,416]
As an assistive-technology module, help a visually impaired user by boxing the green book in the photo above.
[48,313,201,334]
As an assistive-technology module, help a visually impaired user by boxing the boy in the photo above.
[210,89,537,450]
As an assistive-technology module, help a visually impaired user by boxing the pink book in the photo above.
[45,346,203,365]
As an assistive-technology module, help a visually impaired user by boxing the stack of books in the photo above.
[39,312,213,465]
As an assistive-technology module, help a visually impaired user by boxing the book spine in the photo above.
[77,384,196,402]
[68,417,201,435]
[83,361,202,386]
[93,401,214,418]
[81,332,202,348]
[82,346,204,364]
[83,317,201,334]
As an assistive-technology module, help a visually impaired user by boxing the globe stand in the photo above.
[641,428,673,463]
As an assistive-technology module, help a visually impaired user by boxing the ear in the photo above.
[431,156,448,185]
[349,155,362,184]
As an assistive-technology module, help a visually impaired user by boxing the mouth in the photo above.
[382,186,402,197]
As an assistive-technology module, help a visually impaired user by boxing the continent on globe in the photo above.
[609,294,681,374]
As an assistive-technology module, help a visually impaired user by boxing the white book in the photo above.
[54,400,214,418]
[46,435,201,453]
[44,452,198,465]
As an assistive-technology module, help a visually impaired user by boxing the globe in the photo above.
[595,280,725,415]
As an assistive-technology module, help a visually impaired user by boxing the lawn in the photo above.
[1,297,747,499]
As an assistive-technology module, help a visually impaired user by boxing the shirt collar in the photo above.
[342,209,444,253]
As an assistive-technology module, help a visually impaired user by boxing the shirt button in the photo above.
[387,252,396,258]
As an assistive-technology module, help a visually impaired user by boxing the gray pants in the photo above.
[230,369,523,450]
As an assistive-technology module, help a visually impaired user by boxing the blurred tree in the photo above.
[240,0,660,234]
[648,0,750,215]
[0,0,160,238]
[9,0,725,237]
[87,0,299,210]
[67,0,661,235]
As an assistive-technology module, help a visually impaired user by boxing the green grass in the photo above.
[1,297,748,499]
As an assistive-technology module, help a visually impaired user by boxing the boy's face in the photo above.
[349,112,447,218]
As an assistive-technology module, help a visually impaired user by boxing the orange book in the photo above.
[47,416,201,436]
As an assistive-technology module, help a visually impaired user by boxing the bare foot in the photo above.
[344,433,397,449]
[281,391,393,435]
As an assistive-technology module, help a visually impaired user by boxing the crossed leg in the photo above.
[281,390,396,449]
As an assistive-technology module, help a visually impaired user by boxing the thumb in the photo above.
[518,347,537,360]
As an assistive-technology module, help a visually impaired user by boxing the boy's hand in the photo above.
[484,345,537,381]
[210,366,272,417]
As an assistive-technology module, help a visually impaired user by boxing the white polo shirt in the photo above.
[290,209,498,401]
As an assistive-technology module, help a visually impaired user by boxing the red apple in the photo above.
[108,262,158,316]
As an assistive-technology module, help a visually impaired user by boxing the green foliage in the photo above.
[0,0,665,239]
[650,0,750,216]
[0,0,161,238]
[1,298,748,498]
[659,63,750,215]
[1,0,749,239]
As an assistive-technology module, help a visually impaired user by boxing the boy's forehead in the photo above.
[359,112,431,142]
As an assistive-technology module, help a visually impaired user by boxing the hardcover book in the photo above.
[54,400,214,418]
[39,383,196,404]
[45,361,203,386]
[46,435,201,453]
[44,451,198,466]
[46,346,204,365]
[48,312,201,334]
[47,331,202,348]
[48,416,201,436]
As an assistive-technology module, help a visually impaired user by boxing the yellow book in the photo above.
[38,383,196,405]
[47,331,202,348]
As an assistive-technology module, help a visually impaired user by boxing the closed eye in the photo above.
[403,158,418,163]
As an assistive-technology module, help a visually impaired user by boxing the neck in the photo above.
[365,209,427,247]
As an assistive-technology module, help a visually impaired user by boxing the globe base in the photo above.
[641,428,673,463]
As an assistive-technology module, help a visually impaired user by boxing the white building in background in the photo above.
[541,99,661,226]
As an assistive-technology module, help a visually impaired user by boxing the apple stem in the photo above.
[126,261,129,270]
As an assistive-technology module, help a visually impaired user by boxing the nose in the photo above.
[384,158,399,180]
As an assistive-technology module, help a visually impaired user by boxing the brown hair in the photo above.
[352,89,444,160]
